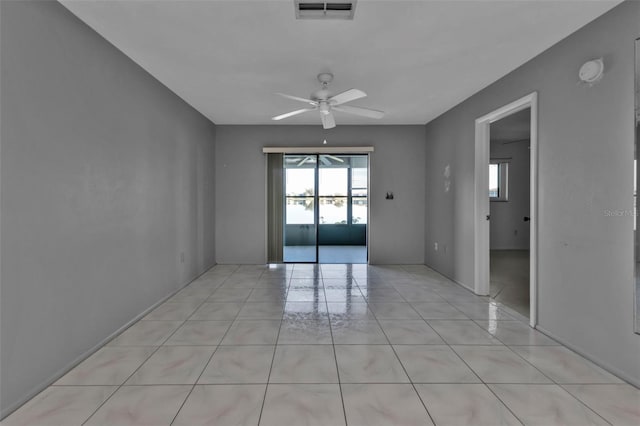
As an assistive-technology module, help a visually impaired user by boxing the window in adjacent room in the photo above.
[489,160,509,201]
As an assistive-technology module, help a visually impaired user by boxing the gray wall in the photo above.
[425,1,640,384]
[0,1,216,416]
[490,139,530,250]
[215,125,425,264]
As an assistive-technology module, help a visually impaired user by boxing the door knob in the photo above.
[524,216,530,222]
[486,215,490,221]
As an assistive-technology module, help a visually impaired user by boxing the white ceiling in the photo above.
[60,0,621,126]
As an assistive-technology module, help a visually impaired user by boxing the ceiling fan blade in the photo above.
[333,105,384,119]
[319,156,332,166]
[324,154,344,163]
[276,93,317,106]
[298,156,311,167]
[329,89,367,106]
[272,108,315,121]
[321,112,336,129]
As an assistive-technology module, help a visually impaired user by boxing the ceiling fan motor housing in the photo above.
[317,72,334,84]
[319,101,331,114]
[312,88,331,101]
[312,73,334,100]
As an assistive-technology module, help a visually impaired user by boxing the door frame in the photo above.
[474,92,538,327]
[264,147,373,264]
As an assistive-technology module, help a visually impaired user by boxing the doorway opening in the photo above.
[489,108,531,318]
[474,93,538,326]
[282,154,368,263]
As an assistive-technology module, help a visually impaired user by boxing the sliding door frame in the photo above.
[264,147,373,264]
[314,156,320,263]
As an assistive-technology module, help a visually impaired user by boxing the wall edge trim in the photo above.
[0,261,217,420]
[536,325,640,388]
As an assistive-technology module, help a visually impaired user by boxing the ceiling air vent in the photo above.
[295,1,356,20]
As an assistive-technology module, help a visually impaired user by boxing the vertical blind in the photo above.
[266,153,283,263]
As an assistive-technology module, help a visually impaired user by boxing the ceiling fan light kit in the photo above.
[272,72,385,129]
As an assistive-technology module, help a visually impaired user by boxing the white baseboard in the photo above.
[423,263,476,294]
[451,278,475,293]
[0,262,217,420]
[423,263,640,388]
[491,301,530,323]
[535,325,640,389]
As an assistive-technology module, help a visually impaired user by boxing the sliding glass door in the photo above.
[284,155,318,262]
[283,154,368,263]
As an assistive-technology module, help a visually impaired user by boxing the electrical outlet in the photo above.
[434,242,438,251]
[180,252,185,263]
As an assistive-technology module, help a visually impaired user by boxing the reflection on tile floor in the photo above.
[490,249,530,317]
[4,263,639,426]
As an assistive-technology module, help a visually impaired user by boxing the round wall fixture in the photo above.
[579,58,604,84]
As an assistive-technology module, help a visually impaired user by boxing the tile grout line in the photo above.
[558,383,617,426]
[404,270,612,426]
[168,269,249,425]
[366,274,438,426]
[322,269,350,426]
[10,264,632,425]
[103,266,238,424]
[256,266,291,426]
[492,345,615,426]
[46,380,632,386]
[401,270,525,425]
[405,272,527,426]
[381,263,633,426]
[80,265,231,425]
[400,270,528,426]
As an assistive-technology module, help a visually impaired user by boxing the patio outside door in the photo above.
[283,154,368,263]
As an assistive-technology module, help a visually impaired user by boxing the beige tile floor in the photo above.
[4,263,639,426]
[490,249,530,317]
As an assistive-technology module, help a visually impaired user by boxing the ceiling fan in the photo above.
[284,154,345,167]
[272,73,384,129]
